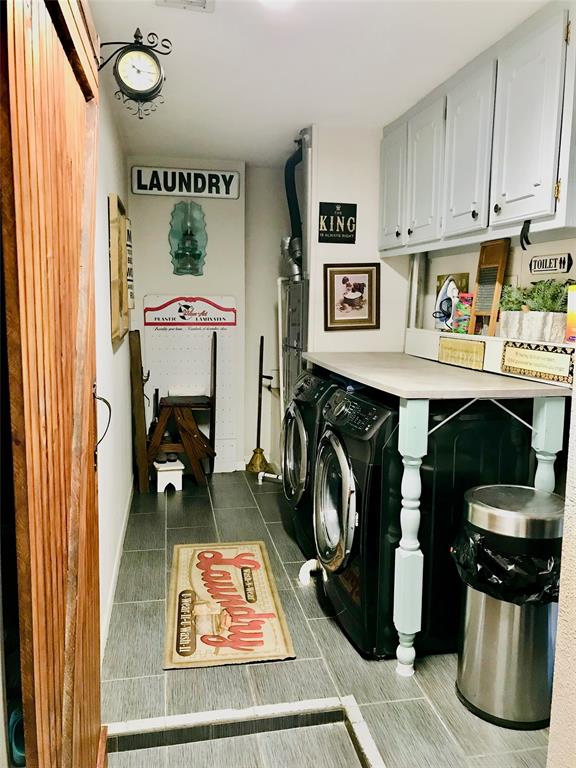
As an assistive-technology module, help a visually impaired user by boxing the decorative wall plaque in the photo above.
[318,202,357,244]
[132,166,240,199]
[529,253,573,275]
[438,337,485,371]
[501,341,574,384]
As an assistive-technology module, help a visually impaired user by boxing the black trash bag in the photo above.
[451,527,561,606]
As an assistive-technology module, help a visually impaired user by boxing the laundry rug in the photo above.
[164,541,295,669]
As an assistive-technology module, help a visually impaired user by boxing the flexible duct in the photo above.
[284,140,303,242]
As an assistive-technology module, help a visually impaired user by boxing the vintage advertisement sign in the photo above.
[131,165,240,199]
[501,341,574,384]
[318,202,357,244]
[529,253,573,275]
[438,337,485,371]
[144,295,237,327]
[165,542,294,669]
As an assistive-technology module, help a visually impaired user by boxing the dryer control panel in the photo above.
[292,372,332,404]
[323,389,389,439]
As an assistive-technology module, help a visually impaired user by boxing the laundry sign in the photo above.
[529,253,573,275]
[318,202,357,244]
[132,166,240,199]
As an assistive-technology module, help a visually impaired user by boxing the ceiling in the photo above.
[90,0,547,167]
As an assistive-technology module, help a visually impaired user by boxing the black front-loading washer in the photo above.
[281,370,340,559]
[313,388,533,659]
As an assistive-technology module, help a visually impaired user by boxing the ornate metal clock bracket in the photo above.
[98,28,173,120]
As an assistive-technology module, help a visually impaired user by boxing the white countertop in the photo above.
[303,352,571,400]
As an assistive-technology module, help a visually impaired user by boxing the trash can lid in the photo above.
[464,485,564,539]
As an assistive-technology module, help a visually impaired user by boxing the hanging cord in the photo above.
[432,296,453,324]
[93,384,112,468]
[520,220,532,251]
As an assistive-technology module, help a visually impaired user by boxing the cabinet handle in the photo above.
[471,209,478,220]
[407,228,413,236]
[493,204,501,214]
[395,229,401,238]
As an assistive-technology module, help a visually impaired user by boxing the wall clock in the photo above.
[99,28,172,119]
[113,45,164,101]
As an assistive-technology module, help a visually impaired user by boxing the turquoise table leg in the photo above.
[532,397,566,493]
[394,398,429,677]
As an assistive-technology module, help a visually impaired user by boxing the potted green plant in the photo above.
[499,280,573,342]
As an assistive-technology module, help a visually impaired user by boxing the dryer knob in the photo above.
[334,400,350,418]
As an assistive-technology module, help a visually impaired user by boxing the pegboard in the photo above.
[143,295,239,472]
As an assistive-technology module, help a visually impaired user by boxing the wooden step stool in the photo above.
[147,397,216,486]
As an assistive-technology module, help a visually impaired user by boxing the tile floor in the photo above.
[103,471,549,768]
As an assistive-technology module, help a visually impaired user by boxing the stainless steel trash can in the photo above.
[456,485,564,730]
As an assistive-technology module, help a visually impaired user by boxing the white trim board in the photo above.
[106,695,385,768]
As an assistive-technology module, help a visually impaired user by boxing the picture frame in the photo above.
[108,193,130,346]
[324,263,380,331]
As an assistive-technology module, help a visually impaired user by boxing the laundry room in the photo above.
[0,2,575,768]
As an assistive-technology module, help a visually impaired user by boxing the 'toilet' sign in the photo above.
[132,166,240,199]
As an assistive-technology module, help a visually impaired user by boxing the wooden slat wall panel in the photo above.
[2,1,100,766]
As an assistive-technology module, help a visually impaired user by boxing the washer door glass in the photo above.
[314,430,356,572]
[282,404,308,503]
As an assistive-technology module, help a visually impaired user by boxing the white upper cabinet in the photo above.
[405,97,445,245]
[490,10,568,226]
[379,123,407,249]
[443,61,496,237]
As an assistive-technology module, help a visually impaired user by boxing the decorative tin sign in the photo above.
[501,341,574,384]
[318,202,357,244]
[529,253,573,275]
[438,337,485,371]
[132,165,240,199]
[144,295,237,327]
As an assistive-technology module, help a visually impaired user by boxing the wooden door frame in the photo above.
[0,1,104,766]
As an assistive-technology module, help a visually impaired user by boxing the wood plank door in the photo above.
[1,1,102,767]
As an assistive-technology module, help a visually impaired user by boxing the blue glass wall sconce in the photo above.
[169,201,208,276]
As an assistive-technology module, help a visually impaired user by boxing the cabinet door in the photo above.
[406,97,445,245]
[443,61,496,236]
[379,123,406,249]
[490,10,567,225]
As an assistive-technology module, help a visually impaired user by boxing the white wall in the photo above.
[94,95,133,652]
[307,125,410,354]
[128,155,246,470]
[245,167,289,467]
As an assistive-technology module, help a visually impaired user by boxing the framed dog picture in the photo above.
[324,263,380,331]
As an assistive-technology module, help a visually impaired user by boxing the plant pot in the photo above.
[499,311,566,343]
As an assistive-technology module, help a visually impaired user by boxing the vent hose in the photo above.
[285,140,303,242]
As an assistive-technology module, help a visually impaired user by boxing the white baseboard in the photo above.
[100,479,133,662]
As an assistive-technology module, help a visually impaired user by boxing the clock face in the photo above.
[115,48,163,98]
